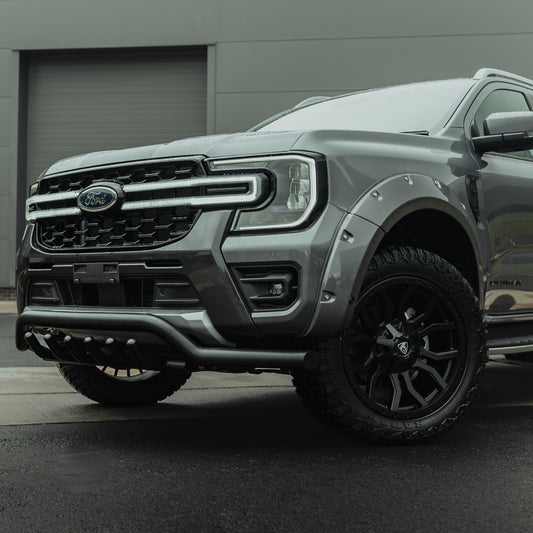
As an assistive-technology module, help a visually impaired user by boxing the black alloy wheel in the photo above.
[343,276,465,418]
[292,247,486,443]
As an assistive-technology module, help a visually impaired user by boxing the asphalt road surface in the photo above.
[2,312,533,532]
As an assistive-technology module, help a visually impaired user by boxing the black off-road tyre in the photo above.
[59,363,191,406]
[292,247,487,443]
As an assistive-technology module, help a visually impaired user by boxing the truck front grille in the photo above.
[38,207,200,249]
[28,157,267,251]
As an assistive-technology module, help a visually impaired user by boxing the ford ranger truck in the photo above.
[17,68,533,442]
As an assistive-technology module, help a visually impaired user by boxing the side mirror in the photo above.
[472,111,533,154]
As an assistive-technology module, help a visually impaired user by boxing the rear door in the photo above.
[468,84,533,314]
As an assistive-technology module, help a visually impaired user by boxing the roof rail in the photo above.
[292,96,330,109]
[473,68,533,87]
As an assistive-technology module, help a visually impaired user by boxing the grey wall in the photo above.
[1,0,533,286]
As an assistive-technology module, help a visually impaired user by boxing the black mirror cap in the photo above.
[473,131,533,154]
[473,111,533,154]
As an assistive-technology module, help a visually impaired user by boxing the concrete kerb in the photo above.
[0,301,16,314]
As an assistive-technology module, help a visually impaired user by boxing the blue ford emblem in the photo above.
[77,185,119,213]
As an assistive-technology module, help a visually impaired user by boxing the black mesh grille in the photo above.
[41,160,201,194]
[35,159,203,251]
[38,207,200,250]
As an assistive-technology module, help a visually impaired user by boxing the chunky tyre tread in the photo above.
[59,364,191,407]
[293,247,487,443]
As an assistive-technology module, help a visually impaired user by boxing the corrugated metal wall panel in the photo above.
[26,48,207,185]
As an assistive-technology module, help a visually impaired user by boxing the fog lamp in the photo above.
[268,282,284,296]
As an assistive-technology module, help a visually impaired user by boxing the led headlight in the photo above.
[208,154,319,231]
[28,182,39,197]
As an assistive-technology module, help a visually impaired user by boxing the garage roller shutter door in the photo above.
[25,48,207,186]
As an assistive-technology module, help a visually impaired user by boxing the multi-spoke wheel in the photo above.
[59,363,191,406]
[293,247,486,443]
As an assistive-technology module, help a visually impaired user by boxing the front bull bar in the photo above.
[16,308,319,371]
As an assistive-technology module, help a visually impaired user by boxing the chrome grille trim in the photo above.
[27,174,265,222]
[121,175,262,211]
[121,175,259,193]
[29,190,80,203]
[29,207,81,221]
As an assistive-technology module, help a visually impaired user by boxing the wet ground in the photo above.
[2,312,533,532]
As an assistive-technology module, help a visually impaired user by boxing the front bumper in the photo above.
[19,203,347,338]
[17,199,384,370]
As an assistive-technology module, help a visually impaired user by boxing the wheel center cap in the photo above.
[376,324,420,372]
[397,340,410,358]
[389,335,419,372]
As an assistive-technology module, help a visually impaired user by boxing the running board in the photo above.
[487,334,533,355]
[486,316,533,355]
[488,342,533,355]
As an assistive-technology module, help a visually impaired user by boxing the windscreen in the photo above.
[256,79,473,134]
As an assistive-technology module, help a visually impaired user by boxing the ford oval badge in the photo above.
[77,185,119,213]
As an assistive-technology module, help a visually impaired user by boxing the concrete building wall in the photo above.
[0,0,532,289]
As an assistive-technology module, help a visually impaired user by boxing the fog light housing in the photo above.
[28,281,60,305]
[231,264,299,311]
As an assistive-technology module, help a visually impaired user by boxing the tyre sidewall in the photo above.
[59,364,190,406]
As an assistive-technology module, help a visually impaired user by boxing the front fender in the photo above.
[305,173,482,338]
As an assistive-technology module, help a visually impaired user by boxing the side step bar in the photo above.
[16,309,319,371]
[487,342,533,355]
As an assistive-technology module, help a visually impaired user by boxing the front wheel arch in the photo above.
[379,208,480,298]
[348,172,483,301]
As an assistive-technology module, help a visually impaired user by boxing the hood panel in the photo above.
[44,131,306,176]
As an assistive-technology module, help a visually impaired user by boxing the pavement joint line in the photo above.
[1,385,294,396]
[184,385,293,391]
[0,409,287,428]
[1,391,78,396]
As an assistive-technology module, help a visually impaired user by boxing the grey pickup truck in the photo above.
[16,68,533,442]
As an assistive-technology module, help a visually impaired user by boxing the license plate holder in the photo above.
[73,263,119,284]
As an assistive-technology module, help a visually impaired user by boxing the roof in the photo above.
[473,68,533,88]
